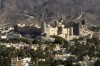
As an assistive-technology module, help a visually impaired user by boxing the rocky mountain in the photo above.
[0,0,100,26]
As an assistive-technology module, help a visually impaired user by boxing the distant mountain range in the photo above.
[0,0,100,26]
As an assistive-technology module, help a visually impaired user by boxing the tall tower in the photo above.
[81,19,86,29]
[41,22,46,33]
[79,19,86,36]
[70,27,73,36]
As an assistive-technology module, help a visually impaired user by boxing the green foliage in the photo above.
[94,59,100,66]
[0,36,100,66]
[38,61,51,66]
[89,26,100,32]
[0,37,32,44]
[68,37,100,60]
[51,35,68,44]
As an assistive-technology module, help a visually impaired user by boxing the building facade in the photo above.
[14,19,93,41]
[11,57,31,66]
[42,20,93,41]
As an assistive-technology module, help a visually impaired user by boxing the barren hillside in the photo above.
[0,0,100,25]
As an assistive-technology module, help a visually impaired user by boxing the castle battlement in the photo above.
[14,19,93,41]
[41,20,93,41]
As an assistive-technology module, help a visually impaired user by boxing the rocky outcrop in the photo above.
[0,0,100,25]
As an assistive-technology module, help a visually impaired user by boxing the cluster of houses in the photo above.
[0,27,21,39]
[0,19,99,66]
[0,42,98,66]
[11,57,31,66]
[56,55,97,66]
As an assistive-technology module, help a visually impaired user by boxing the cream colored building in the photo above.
[11,57,23,66]
[15,19,93,41]
[42,20,93,41]
[11,57,31,66]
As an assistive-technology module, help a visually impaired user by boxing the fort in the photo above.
[41,19,93,41]
[14,19,93,41]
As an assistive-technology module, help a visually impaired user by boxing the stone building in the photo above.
[11,57,22,66]
[11,57,31,66]
[14,19,93,41]
[14,24,41,35]
[41,19,93,41]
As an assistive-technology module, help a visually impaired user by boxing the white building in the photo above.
[54,54,76,61]
[11,57,31,66]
